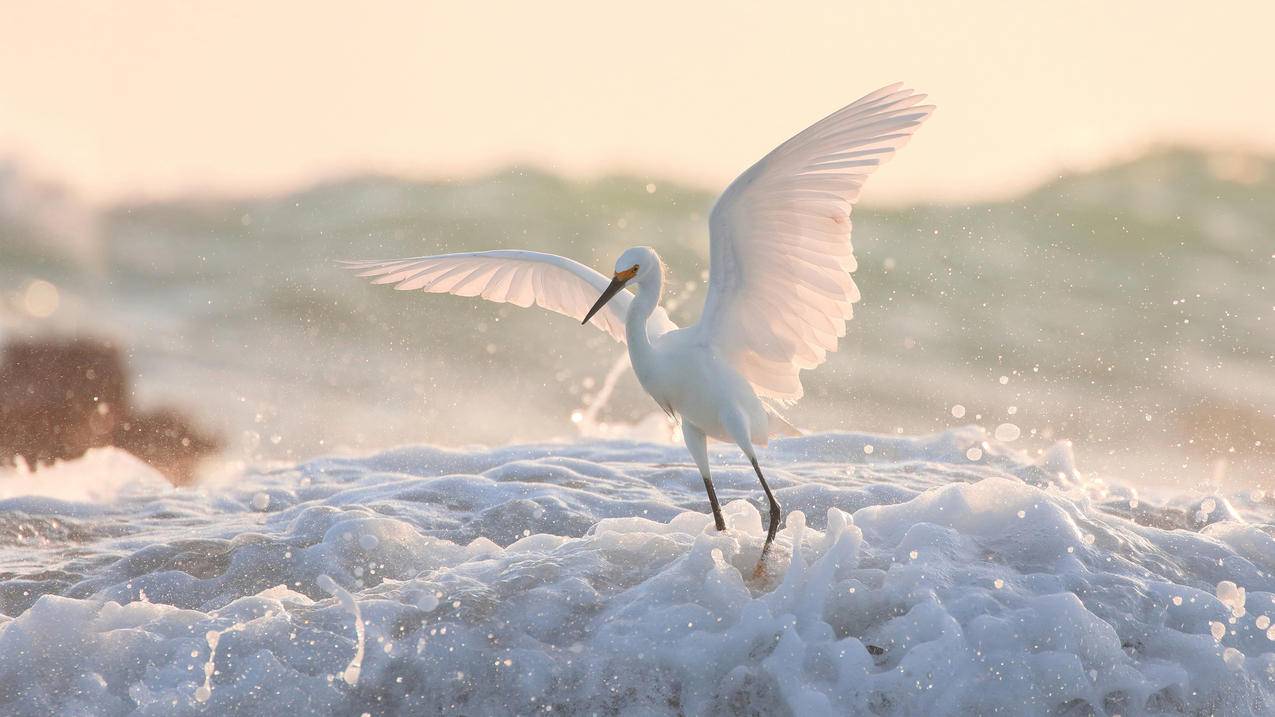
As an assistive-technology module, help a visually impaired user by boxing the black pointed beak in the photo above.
[582,275,629,325]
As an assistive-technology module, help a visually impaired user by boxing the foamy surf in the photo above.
[1,428,1273,715]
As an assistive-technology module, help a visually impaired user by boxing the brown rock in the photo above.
[0,337,219,484]
[114,408,220,485]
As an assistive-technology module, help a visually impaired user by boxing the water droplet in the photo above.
[417,593,439,612]
[1223,647,1245,670]
[22,279,59,318]
[994,423,1021,442]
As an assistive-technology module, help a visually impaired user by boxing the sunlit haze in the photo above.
[5,5,1275,712]
[3,1,1273,203]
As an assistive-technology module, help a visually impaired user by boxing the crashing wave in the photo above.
[0,429,1273,715]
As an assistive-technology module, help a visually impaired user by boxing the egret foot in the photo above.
[752,542,776,579]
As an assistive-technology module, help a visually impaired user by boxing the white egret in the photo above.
[344,83,933,566]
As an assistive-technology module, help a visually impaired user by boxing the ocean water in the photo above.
[2,148,1273,487]
[1,429,1274,715]
[1,150,1274,713]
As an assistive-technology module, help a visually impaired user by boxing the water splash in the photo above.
[318,573,365,686]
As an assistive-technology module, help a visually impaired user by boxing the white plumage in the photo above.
[703,83,933,402]
[344,83,933,569]
[342,250,678,344]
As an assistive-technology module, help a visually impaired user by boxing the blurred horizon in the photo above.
[4,2,1275,205]
[6,136,1272,211]
[6,137,1275,212]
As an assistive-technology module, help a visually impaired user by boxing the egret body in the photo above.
[345,83,933,566]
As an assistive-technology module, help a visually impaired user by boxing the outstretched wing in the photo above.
[341,250,678,343]
[697,83,934,402]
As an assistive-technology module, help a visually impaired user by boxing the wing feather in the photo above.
[698,84,933,402]
[342,250,678,343]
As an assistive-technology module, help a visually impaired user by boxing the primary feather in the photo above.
[698,84,934,402]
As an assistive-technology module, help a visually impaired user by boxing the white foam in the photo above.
[0,428,1273,714]
[317,574,364,686]
[0,446,170,502]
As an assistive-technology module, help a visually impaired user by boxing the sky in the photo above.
[2,1,1272,205]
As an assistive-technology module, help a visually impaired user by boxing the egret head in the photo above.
[582,246,659,324]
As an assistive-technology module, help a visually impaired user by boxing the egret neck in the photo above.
[624,258,663,377]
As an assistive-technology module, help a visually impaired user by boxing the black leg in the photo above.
[702,474,727,531]
[681,421,726,532]
[750,457,782,557]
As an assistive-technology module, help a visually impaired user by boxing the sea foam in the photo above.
[1,428,1273,715]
